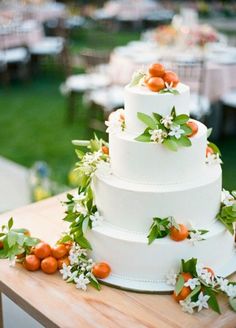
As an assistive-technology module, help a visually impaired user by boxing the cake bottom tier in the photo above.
[88,221,236,292]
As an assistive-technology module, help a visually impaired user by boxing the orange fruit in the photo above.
[204,267,215,277]
[186,121,198,137]
[23,255,40,271]
[51,244,68,259]
[63,241,73,253]
[170,224,189,242]
[206,146,214,157]
[41,256,58,274]
[57,256,70,270]
[102,146,109,155]
[34,242,51,259]
[0,241,3,249]
[147,77,165,92]
[92,262,111,279]
[163,71,179,87]
[148,63,165,78]
[181,272,193,282]
[173,286,191,302]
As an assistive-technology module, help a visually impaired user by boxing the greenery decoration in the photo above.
[0,218,39,262]
[174,258,236,314]
[135,107,193,151]
[217,190,236,234]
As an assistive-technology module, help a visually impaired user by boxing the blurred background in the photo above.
[0,0,236,213]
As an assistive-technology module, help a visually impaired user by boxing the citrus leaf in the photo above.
[204,287,221,314]
[152,112,162,124]
[8,218,13,230]
[208,142,221,156]
[163,139,178,151]
[174,114,189,125]
[175,275,185,296]
[177,136,192,147]
[185,285,201,301]
[129,71,146,87]
[135,133,151,142]
[137,112,157,129]
[207,128,213,138]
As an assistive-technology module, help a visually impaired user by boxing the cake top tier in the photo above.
[124,63,190,135]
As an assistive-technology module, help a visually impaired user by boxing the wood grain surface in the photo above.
[0,194,236,328]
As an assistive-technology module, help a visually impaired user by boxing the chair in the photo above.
[29,37,71,76]
[0,47,30,82]
[164,58,210,121]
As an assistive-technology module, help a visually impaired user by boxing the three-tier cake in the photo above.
[86,64,236,292]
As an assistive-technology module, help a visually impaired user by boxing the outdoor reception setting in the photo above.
[0,0,236,327]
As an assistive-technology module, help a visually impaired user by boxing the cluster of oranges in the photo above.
[22,241,71,274]
[173,268,214,302]
[144,63,179,92]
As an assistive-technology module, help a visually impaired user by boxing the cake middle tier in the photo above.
[109,120,207,185]
[93,164,221,233]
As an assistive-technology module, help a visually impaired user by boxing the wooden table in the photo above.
[0,194,236,328]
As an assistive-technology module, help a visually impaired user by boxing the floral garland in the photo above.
[169,258,236,314]
[135,107,193,151]
[147,216,208,245]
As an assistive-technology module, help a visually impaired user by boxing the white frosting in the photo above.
[109,119,207,185]
[125,83,190,134]
[88,221,234,283]
[93,164,221,232]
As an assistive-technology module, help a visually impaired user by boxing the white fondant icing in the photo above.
[88,221,235,284]
[109,119,207,185]
[125,83,190,134]
[93,164,221,232]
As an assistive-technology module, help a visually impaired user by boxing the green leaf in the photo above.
[181,258,198,276]
[137,112,157,129]
[232,191,236,198]
[135,133,151,142]
[63,212,79,222]
[75,149,85,160]
[152,113,163,124]
[171,106,177,118]
[204,287,221,314]
[181,125,193,135]
[174,114,189,125]
[74,234,92,250]
[89,273,101,291]
[147,225,158,245]
[175,275,185,296]
[208,142,221,156]
[163,139,178,151]
[82,217,89,234]
[89,139,101,152]
[23,237,40,247]
[177,136,192,147]
[129,71,146,87]
[8,218,14,230]
[207,128,213,138]
[229,298,236,312]
[185,285,201,301]
[7,230,18,247]
[57,234,73,244]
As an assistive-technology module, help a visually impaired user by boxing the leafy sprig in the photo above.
[61,135,109,250]
[135,107,193,151]
[217,191,236,234]
[0,218,40,261]
[175,258,236,315]
[147,216,180,244]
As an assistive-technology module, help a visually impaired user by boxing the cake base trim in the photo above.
[98,253,236,293]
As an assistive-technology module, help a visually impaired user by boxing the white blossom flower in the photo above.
[69,252,80,265]
[184,278,200,290]
[164,81,174,90]
[161,115,173,128]
[189,231,204,245]
[90,211,103,228]
[165,270,178,286]
[179,298,196,314]
[168,124,185,139]
[74,273,90,291]
[83,151,102,164]
[60,263,72,280]
[196,264,214,285]
[195,292,210,312]
[105,109,125,134]
[216,276,229,292]
[96,161,112,176]
[149,129,166,143]
[225,284,236,298]
[205,153,223,165]
[221,189,235,206]
[74,203,88,216]
[73,193,86,202]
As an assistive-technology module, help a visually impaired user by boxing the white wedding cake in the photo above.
[86,64,236,292]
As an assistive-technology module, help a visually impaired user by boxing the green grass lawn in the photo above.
[0,27,235,191]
